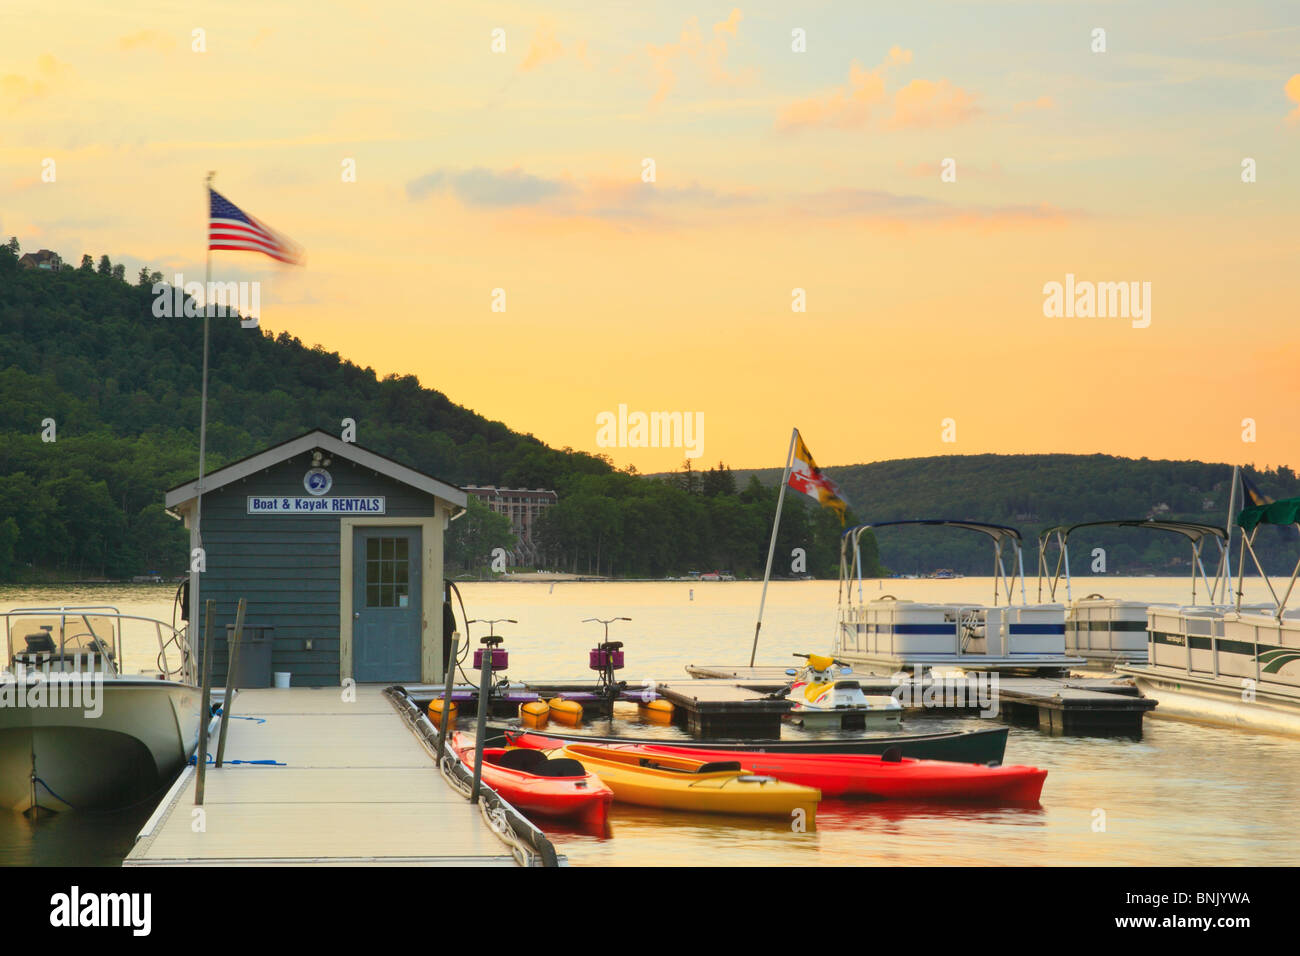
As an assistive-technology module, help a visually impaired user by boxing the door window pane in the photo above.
[364,535,413,607]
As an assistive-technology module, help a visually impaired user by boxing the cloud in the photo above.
[1287,74,1300,124]
[0,54,73,113]
[117,30,176,53]
[521,25,565,72]
[406,167,575,206]
[404,163,1061,234]
[646,8,752,106]
[1013,95,1055,113]
[800,189,1069,231]
[778,48,979,131]
[889,78,979,128]
[406,164,757,227]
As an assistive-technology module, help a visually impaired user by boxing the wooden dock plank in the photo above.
[125,686,520,867]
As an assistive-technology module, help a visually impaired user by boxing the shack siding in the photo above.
[195,452,438,687]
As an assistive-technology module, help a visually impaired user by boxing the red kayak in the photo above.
[451,732,613,828]
[504,732,1046,805]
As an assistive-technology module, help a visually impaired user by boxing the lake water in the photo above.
[3,578,1297,866]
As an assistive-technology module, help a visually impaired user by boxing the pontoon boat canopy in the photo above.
[843,519,1022,544]
[840,519,1028,606]
[1037,518,1229,604]
[1039,519,1226,546]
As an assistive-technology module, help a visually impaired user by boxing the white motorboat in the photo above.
[0,605,201,814]
[835,520,1080,675]
[1118,494,1300,735]
[782,653,902,730]
[1037,519,1234,666]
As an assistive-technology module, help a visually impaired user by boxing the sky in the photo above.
[3,1,1299,474]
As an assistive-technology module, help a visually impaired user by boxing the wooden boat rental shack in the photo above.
[164,429,467,687]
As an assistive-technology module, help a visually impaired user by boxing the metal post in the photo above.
[194,600,216,805]
[214,598,246,768]
[470,643,493,803]
[750,428,797,666]
[435,632,459,754]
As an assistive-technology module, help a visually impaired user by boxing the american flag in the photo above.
[208,188,304,265]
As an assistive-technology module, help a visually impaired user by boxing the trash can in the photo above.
[225,625,274,689]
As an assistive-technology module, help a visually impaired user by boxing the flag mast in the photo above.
[749,427,798,666]
[192,170,215,649]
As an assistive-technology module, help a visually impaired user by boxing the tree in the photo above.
[80,254,94,272]
[702,461,736,497]
[98,255,112,276]
[445,497,516,573]
[112,264,125,282]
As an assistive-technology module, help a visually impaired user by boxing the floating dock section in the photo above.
[126,685,557,866]
[685,666,1156,736]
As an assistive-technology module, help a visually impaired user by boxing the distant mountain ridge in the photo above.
[714,453,1299,576]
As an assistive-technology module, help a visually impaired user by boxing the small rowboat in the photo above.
[451,732,611,829]
[484,723,1009,764]
[555,742,820,820]
[636,744,1046,804]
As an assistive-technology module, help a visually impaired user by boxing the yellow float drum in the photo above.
[519,699,550,728]
[548,697,584,726]
[638,698,674,724]
[427,697,457,731]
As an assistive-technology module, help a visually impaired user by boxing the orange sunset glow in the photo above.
[4,3,1299,472]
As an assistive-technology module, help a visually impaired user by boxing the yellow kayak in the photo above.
[560,743,820,821]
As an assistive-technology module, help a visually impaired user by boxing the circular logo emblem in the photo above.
[304,468,333,496]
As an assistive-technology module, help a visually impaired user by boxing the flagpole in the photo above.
[749,428,798,666]
[1226,465,1240,606]
[193,171,215,654]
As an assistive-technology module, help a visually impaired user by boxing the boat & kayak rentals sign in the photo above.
[247,496,386,514]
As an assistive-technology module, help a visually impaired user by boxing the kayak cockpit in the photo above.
[492,748,586,778]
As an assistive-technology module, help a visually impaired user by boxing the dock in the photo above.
[406,679,791,737]
[685,665,1156,736]
[126,685,556,866]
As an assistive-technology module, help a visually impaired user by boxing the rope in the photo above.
[32,775,75,809]
[188,752,285,766]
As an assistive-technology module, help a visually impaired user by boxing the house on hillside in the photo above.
[18,250,62,270]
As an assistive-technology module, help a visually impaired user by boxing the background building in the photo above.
[18,250,62,270]
[463,486,557,566]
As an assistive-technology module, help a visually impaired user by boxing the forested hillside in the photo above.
[0,241,854,581]
[733,455,1300,576]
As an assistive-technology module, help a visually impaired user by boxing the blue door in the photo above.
[353,527,422,682]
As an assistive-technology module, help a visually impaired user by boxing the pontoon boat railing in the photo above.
[1233,500,1300,620]
[839,519,1029,609]
[1036,519,1230,605]
[2,605,194,683]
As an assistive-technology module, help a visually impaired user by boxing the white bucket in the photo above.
[273,672,291,689]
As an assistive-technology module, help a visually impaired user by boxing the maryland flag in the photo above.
[787,430,849,524]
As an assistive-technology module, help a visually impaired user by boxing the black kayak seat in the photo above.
[496,748,549,773]
[880,746,903,763]
[696,761,744,774]
[538,758,586,778]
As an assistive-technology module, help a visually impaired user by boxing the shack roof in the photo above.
[164,429,467,513]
